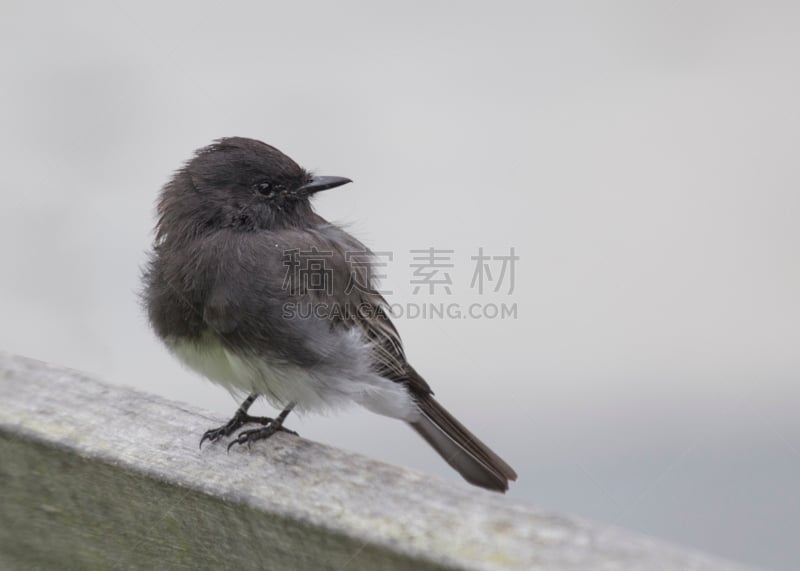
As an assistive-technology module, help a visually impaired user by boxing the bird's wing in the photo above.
[202,224,432,395]
[277,221,433,395]
[335,287,433,396]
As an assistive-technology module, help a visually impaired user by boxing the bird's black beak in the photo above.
[297,175,352,196]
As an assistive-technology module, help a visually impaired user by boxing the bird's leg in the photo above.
[200,394,278,448]
[227,403,298,451]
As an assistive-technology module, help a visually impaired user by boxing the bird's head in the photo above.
[155,137,351,242]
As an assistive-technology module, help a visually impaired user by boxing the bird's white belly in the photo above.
[164,332,418,421]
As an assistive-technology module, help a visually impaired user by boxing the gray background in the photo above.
[1,2,798,570]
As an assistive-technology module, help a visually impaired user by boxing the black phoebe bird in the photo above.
[143,137,517,492]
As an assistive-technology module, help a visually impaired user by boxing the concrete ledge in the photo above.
[0,353,755,570]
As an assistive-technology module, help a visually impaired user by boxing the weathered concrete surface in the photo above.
[0,352,756,570]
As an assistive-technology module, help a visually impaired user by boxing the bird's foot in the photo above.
[200,413,276,448]
[226,419,298,452]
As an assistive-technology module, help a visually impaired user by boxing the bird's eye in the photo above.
[254,182,288,197]
[255,182,272,194]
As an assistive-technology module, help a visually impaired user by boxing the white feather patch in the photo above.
[165,331,419,422]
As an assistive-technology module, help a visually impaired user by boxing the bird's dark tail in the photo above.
[409,394,517,492]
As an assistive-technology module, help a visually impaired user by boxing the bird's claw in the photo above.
[200,423,237,449]
[200,413,277,449]
[226,423,298,452]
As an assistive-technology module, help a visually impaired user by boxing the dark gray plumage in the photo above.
[142,137,517,492]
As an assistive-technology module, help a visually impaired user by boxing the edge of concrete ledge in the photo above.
[0,352,759,571]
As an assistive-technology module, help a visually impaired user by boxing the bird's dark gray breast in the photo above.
[143,224,376,356]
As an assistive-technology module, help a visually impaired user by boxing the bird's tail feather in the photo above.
[409,395,517,492]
